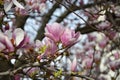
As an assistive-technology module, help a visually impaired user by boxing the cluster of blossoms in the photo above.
[3,0,46,14]
[0,28,29,53]
[68,31,120,79]
[35,22,80,60]
[0,22,80,79]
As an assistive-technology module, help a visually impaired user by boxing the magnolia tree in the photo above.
[0,0,120,80]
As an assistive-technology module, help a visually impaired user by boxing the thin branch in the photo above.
[55,0,99,31]
[35,0,62,40]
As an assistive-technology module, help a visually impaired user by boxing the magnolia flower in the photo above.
[4,0,24,12]
[36,37,57,58]
[109,60,120,71]
[42,37,57,57]
[0,28,29,53]
[82,56,93,69]
[45,23,64,42]
[0,31,14,52]
[12,28,29,48]
[96,21,111,30]
[60,28,80,47]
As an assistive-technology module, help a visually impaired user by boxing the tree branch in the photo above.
[35,1,62,40]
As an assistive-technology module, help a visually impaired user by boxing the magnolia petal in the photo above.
[0,42,5,51]
[17,34,29,48]
[12,0,24,9]
[75,32,80,39]
[4,36,14,52]
[71,57,77,72]
[35,40,43,48]
[44,33,56,42]
[4,2,13,12]
[13,28,25,46]
[0,31,6,42]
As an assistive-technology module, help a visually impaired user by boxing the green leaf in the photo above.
[54,69,62,77]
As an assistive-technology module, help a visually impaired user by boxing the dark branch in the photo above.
[35,1,62,40]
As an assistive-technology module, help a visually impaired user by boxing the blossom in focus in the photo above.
[43,38,57,56]
[12,28,30,48]
[0,28,30,52]
[45,23,64,42]
[0,31,14,52]
[60,28,80,47]
[35,37,57,58]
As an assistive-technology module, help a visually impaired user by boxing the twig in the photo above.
[55,0,99,31]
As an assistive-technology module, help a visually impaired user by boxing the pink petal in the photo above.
[4,36,14,52]
[0,42,5,51]
[71,57,77,72]
[45,23,64,42]
[13,28,25,46]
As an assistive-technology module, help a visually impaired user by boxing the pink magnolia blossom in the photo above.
[98,37,109,48]
[113,52,120,59]
[14,74,20,80]
[109,60,120,71]
[0,31,14,52]
[45,23,64,42]
[60,28,80,47]
[106,30,118,40]
[96,21,111,30]
[12,28,30,48]
[43,37,57,56]
[36,37,57,58]
[0,28,30,53]
[83,56,93,69]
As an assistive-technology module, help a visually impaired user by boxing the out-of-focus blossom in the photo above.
[94,51,101,63]
[14,74,20,80]
[83,56,93,69]
[113,51,120,59]
[106,30,118,40]
[96,21,111,30]
[71,57,77,72]
[4,0,24,12]
[25,0,46,12]
[98,37,109,48]
[45,23,64,42]
[109,60,120,71]
[60,28,80,47]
